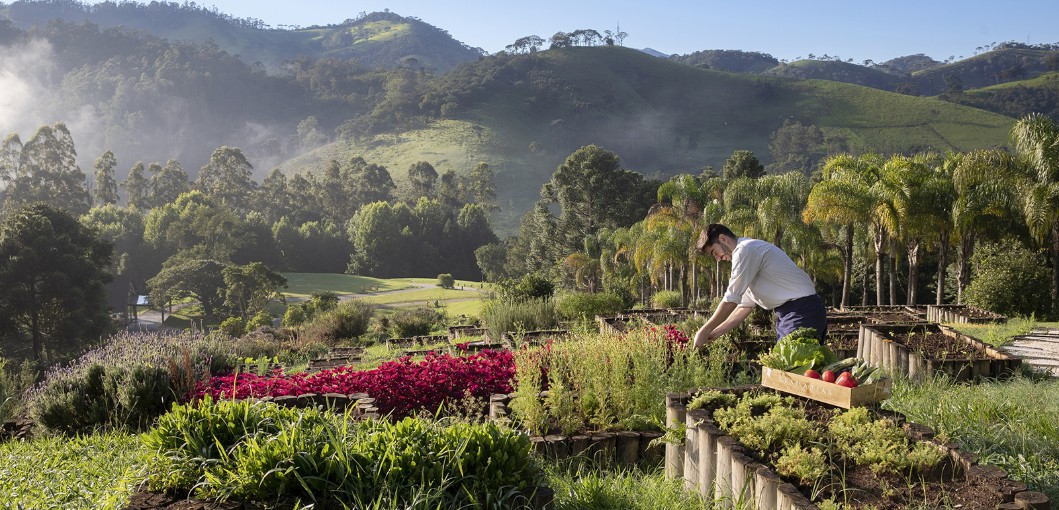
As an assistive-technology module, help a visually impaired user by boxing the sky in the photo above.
[182,0,1059,64]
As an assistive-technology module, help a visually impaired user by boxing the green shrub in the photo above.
[389,307,444,337]
[104,365,172,430]
[144,398,542,506]
[0,358,34,421]
[965,240,1053,319]
[30,362,174,434]
[652,290,683,309]
[308,291,340,314]
[481,297,559,340]
[218,316,247,337]
[555,291,625,321]
[281,303,308,326]
[496,273,555,301]
[245,311,274,331]
[301,298,376,343]
[283,291,340,327]
[437,273,456,289]
[31,364,110,434]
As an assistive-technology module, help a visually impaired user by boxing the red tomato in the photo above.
[836,372,858,388]
[804,369,821,379]
[821,370,836,383]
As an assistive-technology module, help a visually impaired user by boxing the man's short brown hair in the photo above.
[696,224,736,252]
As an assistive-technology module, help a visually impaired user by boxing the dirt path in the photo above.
[1003,328,1059,376]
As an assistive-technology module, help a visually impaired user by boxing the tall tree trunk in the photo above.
[715,262,722,298]
[1052,224,1059,318]
[889,236,898,306]
[956,233,974,304]
[874,228,886,305]
[862,258,869,306]
[690,258,697,305]
[907,239,920,305]
[31,290,41,361]
[679,266,686,306]
[936,230,949,305]
[842,223,853,308]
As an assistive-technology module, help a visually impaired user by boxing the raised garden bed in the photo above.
[448,325,486,339]
[386,335,448,350]
[488,393,665,468]
[595,308,702,334]
[501,329,569,348]
[859,323,1021,381]
[666,388,1049,510]
[927,304,1008,324]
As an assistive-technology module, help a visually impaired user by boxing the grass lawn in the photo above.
[282,273,410,298]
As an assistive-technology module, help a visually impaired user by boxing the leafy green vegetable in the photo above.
[758,327,836,372]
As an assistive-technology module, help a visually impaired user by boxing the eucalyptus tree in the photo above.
[93,150,119,206]
[196,146,257,214]
[148,159,191,209]
[122,161,149,210]
[803,154,882,307]
[1010,113,1059,316]
[5,123,91,215]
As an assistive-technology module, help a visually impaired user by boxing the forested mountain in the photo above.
[0,0,1046,236]
[0,1,483,71]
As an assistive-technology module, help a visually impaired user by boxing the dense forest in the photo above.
[2,0,1059,364]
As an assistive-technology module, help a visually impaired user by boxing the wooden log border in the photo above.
[859,323,1021,381]
[663,385,1049,510]
[926,304,1008,324]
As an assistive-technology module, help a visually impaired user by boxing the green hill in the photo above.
[764,59,905,90]
[0,2,482,71]
[281,47,1015,234]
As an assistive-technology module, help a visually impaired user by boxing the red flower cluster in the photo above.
[191,350,515,418]
[663,324,690,349]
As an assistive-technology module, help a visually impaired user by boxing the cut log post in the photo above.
[1000,482,1029,503]
[908,351,920,381]
[569,435,591,456]
[639,431,664,467]
[730,452,754,508]
[615,431,640,468]
[1014,491,1050,510]
[714,436,736,508]
[683,410,703,492]
[589,432,616,466]
[543,435,569,461]
[752,464,779,510]
[886,340,900,371]
[665,393,688,480]
[700,423,723,500]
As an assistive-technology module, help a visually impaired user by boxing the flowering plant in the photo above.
[193,349,515,418]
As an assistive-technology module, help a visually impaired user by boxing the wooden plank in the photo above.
[760,367,891,408]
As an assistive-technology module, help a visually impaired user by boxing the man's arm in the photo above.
[707,305,753,340]
[693,301,737,350]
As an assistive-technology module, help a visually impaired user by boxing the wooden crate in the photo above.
[760,367,892,409]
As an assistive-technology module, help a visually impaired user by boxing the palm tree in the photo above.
[1010,113,1059,317]
[803,154,880,307]
[657,174,709,301]
[877,153,954,305]
[933,152,961,305]
[951,149,1020,303]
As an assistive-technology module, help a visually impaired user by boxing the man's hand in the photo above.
[692,325,713,350]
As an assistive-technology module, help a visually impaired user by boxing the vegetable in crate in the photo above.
[758,327,836,373]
